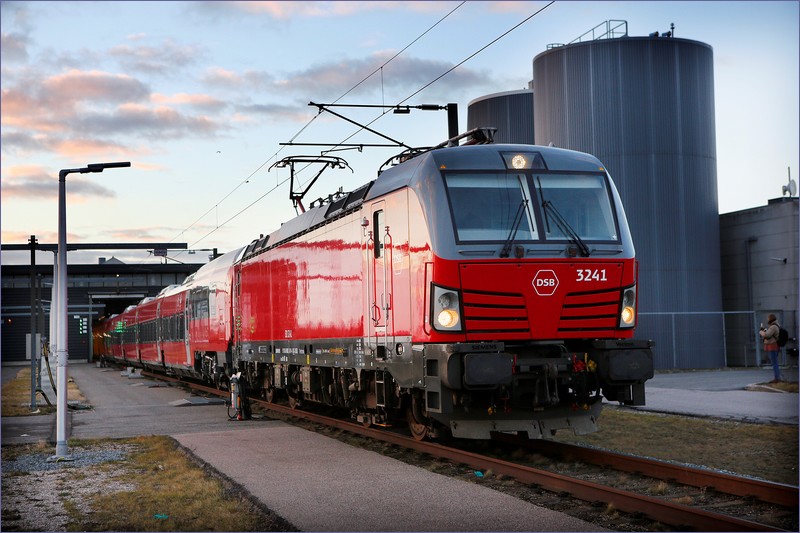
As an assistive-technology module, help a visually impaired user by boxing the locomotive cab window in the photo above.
[444,170,620,246]
[534,173,619,242]
[444,173,537,243]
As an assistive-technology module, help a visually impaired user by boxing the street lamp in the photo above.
[49,161,130,461]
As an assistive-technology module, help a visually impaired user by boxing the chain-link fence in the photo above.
[637,310,797,370]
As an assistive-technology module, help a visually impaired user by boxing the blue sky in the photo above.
[2,1,798,265]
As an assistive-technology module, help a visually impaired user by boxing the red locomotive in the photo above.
[96,133,653,440]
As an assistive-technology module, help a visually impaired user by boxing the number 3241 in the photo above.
[576,269,607,282]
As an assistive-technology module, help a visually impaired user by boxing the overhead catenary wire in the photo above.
[279,1,468,197]
[188,177,291,249]
[166,2,466,258]
[175,1,553,252]
[326,1,556,151]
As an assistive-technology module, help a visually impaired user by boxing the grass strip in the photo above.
[67,435,294,532]
[2,367,86,417]
[554,408,799,486]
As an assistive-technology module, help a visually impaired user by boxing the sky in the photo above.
[2,0,798,266]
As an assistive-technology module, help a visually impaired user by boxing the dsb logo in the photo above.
[532,270,559,296]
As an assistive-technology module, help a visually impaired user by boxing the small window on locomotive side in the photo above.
[373,210,384,258]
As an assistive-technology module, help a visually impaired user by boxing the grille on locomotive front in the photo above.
[461,287,622,339]
[462,289,529,336]
[557,288,621,334]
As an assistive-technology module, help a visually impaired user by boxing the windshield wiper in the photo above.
[535,176,590,257]
[542,200,591,257]
[500,199,529,258]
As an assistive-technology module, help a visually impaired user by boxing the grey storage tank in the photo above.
[532,32,723,368]
[467,89,534,144]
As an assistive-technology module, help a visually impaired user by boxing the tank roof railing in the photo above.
[547,20,628,49]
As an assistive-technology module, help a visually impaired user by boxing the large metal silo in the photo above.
[532,36,723,369]
[467,89,534,144]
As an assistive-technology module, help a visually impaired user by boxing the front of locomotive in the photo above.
[408,143,653,440]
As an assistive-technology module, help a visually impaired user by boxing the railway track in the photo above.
[145,370,797,531]
[493,433,798,507]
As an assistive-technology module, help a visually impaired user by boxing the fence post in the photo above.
[671,313,677,368]
[753,312,761,367]
[721,314,727,368]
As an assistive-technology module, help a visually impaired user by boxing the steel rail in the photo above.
[143,371,788,532]
[497,434,799,507]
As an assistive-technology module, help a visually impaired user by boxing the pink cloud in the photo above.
[52,138,137,161]
[4,164,52,178]
[108,40,201,74]
[225,1,441,18]
[1,31,29,62]
[1,164,116,200]
[0,88,67,132]
[40,69,149,107]
[201,67,273,89]
[108,226,180,241]
[1,230,60,244]
[1,70,149,134]
[132,161,168,172]
[151,92,225,109]
[2,67,232,157]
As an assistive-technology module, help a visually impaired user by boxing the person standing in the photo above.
[760,314,783,383]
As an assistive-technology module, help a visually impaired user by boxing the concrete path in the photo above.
[175,426,601,532]
[619,366,799,425]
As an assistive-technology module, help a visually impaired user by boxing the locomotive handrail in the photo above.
[371,230,379,327]
[365,229,374,344]
[383,225,394,351]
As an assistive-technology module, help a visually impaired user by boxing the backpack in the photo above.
[777,327,789,348]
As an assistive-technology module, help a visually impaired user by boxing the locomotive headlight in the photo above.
[437,309,460,328]
[621,306,635,325]
[501,151,543,170]
[432,285,462,332]
[511,154,527,169]
[619,286,637,328]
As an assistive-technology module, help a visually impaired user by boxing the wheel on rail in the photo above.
[287,393,301,409]
[406,396,430,441]
[264,387,275,403]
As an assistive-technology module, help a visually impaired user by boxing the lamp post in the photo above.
[29,235,38,412]
[50,161,130,460]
